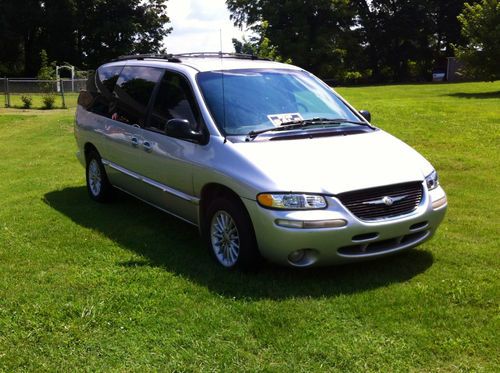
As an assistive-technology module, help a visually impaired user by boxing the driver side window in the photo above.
[147,71,202,132]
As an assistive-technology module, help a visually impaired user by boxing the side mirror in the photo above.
[359,110,371,122]
[165,118,205,143]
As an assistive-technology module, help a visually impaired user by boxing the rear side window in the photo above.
[97,66,122,94]
[148,71,202,132]
[78,65,123,115]
[112,66,163,126]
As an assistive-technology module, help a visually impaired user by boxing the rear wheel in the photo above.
[205,197,261,270]
[86,151,112,202]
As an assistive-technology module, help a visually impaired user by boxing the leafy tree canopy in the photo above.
[227,0,360,80]
[228,0,475,83]
[0,0,171,76]
[232,21,292,63]
[456,0,500,81]
[353,0,469,81]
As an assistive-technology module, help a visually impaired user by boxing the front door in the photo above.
[132,70,206,224]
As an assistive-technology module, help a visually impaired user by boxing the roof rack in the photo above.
[112,54,182,63]
[111,52,269,63]
[173,52,269,61]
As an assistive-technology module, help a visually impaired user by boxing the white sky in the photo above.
[164,0,249,54]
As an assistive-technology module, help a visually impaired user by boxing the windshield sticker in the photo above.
[267,113,304,127]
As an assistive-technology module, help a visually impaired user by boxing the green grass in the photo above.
[0,81,499,371]
[3,93,79,110]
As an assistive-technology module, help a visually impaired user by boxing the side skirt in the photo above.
[113,185,199,228]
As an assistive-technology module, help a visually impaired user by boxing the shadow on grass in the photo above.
[44,186,434,300]
[446,91,500,99]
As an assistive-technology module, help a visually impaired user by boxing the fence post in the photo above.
[6,78,10,108]
[60,78,66,109]
[3,78,6,108]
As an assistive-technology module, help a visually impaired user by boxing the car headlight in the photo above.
[257,193,327,210]
[425,170,439,190]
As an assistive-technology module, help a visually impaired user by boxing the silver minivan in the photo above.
[75,53,447,269]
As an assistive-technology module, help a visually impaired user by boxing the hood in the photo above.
[231,130,433,195]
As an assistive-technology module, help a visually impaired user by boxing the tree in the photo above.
[431,0,467,56]
[232,21,292,62]
[0,0,44,76]
[37,50,56,81]
[74,0,172,69]
[227,0,361,80]
[0,0,172,75]
[455,0,500,81]
[354,0,446,82]
[228,0,470,83]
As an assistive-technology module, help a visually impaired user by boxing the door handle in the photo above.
[131,137,139,147]
[143,141,152,153]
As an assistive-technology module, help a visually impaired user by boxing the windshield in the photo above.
[197,68,361,136]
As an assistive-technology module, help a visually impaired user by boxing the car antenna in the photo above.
[220,29,227,144]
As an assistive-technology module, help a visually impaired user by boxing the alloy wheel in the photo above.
[88,159,102,197]
[210,210,240,267]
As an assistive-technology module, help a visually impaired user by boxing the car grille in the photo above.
[337,182,424,221]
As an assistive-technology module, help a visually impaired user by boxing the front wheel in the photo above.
[205,197,261,270]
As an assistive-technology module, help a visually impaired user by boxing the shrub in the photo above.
[42,94,56,110]
[21,95,33,109]
[343,71,363,84]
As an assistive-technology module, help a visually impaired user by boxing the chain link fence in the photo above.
[1,78,87,109]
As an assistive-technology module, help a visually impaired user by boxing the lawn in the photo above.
[0,81,498,371]
[3,93,79,110]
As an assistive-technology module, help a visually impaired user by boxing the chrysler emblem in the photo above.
[382,196,394,206]
[362,195,407,206]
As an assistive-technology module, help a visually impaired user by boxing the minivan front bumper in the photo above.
[242,184,447,267]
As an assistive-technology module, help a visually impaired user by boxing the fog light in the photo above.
[287,249,319,267]
[432,195,447,209]
[288,249,306,263]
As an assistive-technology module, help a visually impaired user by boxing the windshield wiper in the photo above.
[246,118,367,140]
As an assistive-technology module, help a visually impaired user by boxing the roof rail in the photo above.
[111,52,270,63]
[112,54,182,63]
[173,52,270,61]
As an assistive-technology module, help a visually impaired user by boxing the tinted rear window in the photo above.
[112,66,163,126]
[79,65,123,116]
[97,66,122,94]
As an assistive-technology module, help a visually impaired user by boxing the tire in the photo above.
[205,196,261,270]
[86,150,112,202]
